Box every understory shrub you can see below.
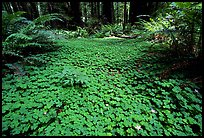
[2,11,63,65]
[92,24,124,38]
[140,2,202,57]
[55,27,89,39]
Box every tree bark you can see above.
[130,1,152,23]
[116,2,119,24]
[8,2,14,13]
[29,2,39,19]
[70,2,82,29]
[19,2,32,20]
[129,1,137,25]
[111,2,115,23]
[123,2,127,32]
[90,2,94,17]
[37,2,41,16]
[11,2,19,12]
[97,2,100,18]
[3,2,13,13]
[83,2,87,23]
[102,1,113,24]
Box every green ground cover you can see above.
[2,38,202,136]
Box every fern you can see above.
[19,22,36,34]
[23,56,47,65]
[19,43,42,48]
[33,13,63,25]
[2,50,23,59]
[5,33,32,42]
[2,11,28,38]
[2,11,63,67]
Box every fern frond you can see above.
[19,22,36,34]
[33,13,63,25]
[2,50,23,58]
[24,56,47,65]
[19,43,42,48]
[2,11,28,36]
[2,11,26,20]
[5,33,32,42]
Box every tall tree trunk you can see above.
[129,1,150,24]
[19,2,32,20]
[111,2,115,23]
[37,2,41,16]
[3,2,13,13]
[123,2,127,32]
[94,2,97,17]
[29,2,39,19]
[16,2,23,11]
[2,3,6,11]
[197,25,202,57]
[116,2,119,24]
[151,2,159,18]
[97,2,100,18]
[70,2,82,29]
[129,1,137,25]
[11,2,19,12]
[64,2,71,28]
[83,2,87,23]
[8,2,14,13]
[102,1,113,24]
[90,2,97,18]
[90,2,94,17]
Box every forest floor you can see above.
[2,38,202,136]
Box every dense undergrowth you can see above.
[2,38,202,136]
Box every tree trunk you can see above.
[29,2,39,19]
[97,2,100,18]
[129,1,137,25]
[70,2,82,29]
[123,2,127,32]
[83,2,87,23]
[90,2,94,17]
[116,2,119,24]
[3,2,13,13]
[37,2,41,16]
[19,2,32,20]
[16,2,23,11]
[102,1,113,24]
[11,2,19,12]
[111,2,115,23]
[94,2,97,17]
[130,1,151,23]
[8,2,14,13]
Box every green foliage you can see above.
[2,10,28,39]
[55,27,89,39]
[140,2,202,57]
[59,66,90,88]
[85,17,101,34]
[33,13,63,25]
[76,27,89,37]
[92,23,143,38]
[2,38,202,136]
[92,24,124,38]
[2,11,63,65]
